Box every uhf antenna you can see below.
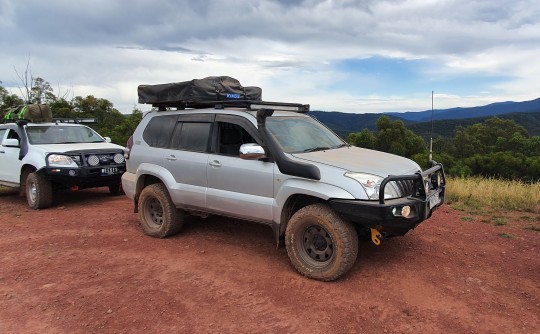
[429,91,434,161]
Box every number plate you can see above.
[429,192,441,210]
[101,167,118,175]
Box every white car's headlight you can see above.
[345,172,400,200]
[47,154,77,167]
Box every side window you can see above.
[7,129,20,140]
[171,122,212,152]
[5,129,21,146]
[143,115,177,147]
[0,129,6,143]
[217,122,256,156]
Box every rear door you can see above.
[206,115,274,223]
[164,114,213,210]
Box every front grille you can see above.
[393,179,415,197]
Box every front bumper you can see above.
[42,165,125,189]
[329,162,446,236]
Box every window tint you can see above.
[143,115,177,147]
[217,122,256,156]
[173,122,212,152]
[7,129,20,140]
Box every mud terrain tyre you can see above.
[138,183,183,238]
[285,203,358,281]
[26,172,53,210]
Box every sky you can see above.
[1,0,540,114]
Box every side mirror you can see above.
[239,143,266,160]
[104,136,112,143]
[2,138,20,148]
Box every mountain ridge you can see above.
[309,97,540,138]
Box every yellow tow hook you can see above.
[370,228,382,246]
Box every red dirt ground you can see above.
[0,188,538,333]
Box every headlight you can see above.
[345,172,400,200]
[47,154,77,167]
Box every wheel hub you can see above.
[302,225,334,263]
[148,198,163,225]
[29,182,37,202]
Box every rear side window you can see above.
[171,122,212,152]
[143,115,177,147]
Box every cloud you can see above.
[1,0,540,113]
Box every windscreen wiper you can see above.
[303,146,331,153]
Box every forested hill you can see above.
[408,111,540,139]
[310,98,540,139]
[387,97,540,122]
[309,111,408,138]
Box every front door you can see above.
[206,117,274,223]
[0,129,23,184]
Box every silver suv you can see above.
[122,100,445,281]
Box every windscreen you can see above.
[26,126,105,144]
[266,116,345,153]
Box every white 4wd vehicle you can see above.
[0,120,126,209]
[123,93,446,281]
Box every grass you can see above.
[446,176,540,213]
[492,217,507,226]
[498,233,514,239]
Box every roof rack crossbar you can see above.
[151,100,310,113]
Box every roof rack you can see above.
[52,118,96,124]
[153,100,310,113]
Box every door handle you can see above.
[166,155,177,161]
[209,160,221,167]
[0,150,4,154]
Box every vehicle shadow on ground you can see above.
[52,188,121,207]
[0,187,119,207]
[0,188,20,197]
[174,213,424,275]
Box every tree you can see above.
[453,117,529,157]
[377,117,426,157]
[348,116,427,159]
[0,85,24,115]
[347,129,376,149]
[30,77,55,104]
[109,108,143,145]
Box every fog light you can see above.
[51,169,60,173]
[68,170,78,176]
[392,205,412,218]
[402,205,411,218]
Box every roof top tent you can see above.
[137,76,309,113]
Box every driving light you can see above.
[113,153,125,164]
[87,155,100,166]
